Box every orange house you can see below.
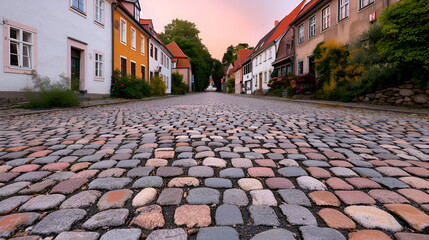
[113,0,149,80]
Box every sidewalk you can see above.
[0,94,189,118]
[233,93,429,116]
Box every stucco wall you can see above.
[148,38,172,94]
[252,45,275,91]
[0,0,113,96]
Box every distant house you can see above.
[246,0,306,94]
[233,49,253,94]
[114,0,150,81]
[140,19,173,94]
[166,41,193,92]
[0,0,114,99]
[223,64,234,93]
[290,0,400,75]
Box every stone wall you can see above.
[353,83,429,107]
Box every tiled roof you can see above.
[233,49,252,72]
[247,0,307,60]
[176,58,191,68]
[166,41,189,59]
[290,0,324,25]
[139,19,164,43]
[272,28,294,65]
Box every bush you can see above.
[268,73,296,90]
[294,74,317,94]
[226,78,235,93]
[110,70,150,99]
[377,0,429,87]
[171,72,188,95]
[23,71,80,109]
[150,76,167,96]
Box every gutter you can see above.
[112,3,117,89]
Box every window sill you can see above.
[94,20,104,28]
[120,41,127,46]
[321,27,330,33]
[4,66,34,75]
[131,47,136,51]
[70,7,87,18]
[94,77,104,82]
[338,16,349,23]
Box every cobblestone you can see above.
[0,93,428,239]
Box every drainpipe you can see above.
[112,3,117,94]
[148,36,152,85]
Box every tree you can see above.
[159,19,213,91]
[377,0,429,86]
[211,59,224,91]
[171,72,188,95]
[221,43,253,66]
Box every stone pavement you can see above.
[0,92,428,240]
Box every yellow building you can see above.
[113,0,149,80]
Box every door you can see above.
[259,73,263,90]
[71,48,80,91]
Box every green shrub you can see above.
[226,78,235,93]
[23,71,80,109]
[171,72,188,95]
[150,76,167,96]
[377,0,429,87]
[110,70,150,99]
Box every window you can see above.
[155,47,158,61]
[94,0,103,24]
[134,7,140,21]
[131,28,136,50]
[121,57,127,77]
[264,52,267,61]
[309,16,316,38]
[150,44,153,57]
[120,18,126,44]
[338,0,349,21]
[161,53,164,66]
[131,61,136,76]
[95,52,103,78]
[71,0,85,13]
[8,26,34,69]
[322,6,330,31]
[360,0,374,9]
[264,72,267,83]
[140,36,145,55]
[141,65,146,79]
[298,24,304,44]
[298,61,303,75]
[269,49,272,59]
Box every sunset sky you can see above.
[139,0,303,61]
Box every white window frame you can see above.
[309,16,316,38]
[140,35,145,55]
[94,0,104,25]
[298,24,304,44]
[131,27,136,50]
[71,0,86,14]
[130,60,136,76]
[338,0,349,21]
[298,61,304,75]
[94,51,104,80]
[134,7,140,21]
[120,18,127,45]
[8,26,34,70]
[322,6,330,31]
[359,0,374,10]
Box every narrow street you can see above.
[0,92,428,239]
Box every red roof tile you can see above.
[234,49,252,72]
[166,41,189,59]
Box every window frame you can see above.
[94,50,104,80]
[141,64,146,79]
[130,60,136,76]
[120,18,127,45]
[131,27,136,50]
[338,0,349,21]
[3,20,38,74]
[150,43,153,58]
[309,15,316,38]
[322,5,330,31]
[359,0,374,10]
[298,23,305,44]
[140,35,145,55]
[155,47,158,61]
[70,0,87,17]
[120,56,127,77]
[298,61,304,75]
[94,0,104,26]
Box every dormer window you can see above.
[135,7,140,21]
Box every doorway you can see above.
[71,48,81,91]
[259,73,262,90]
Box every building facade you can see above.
[114,0,150,81]
[233,49,252,94]
[166,41,192,92]
[141,19,172,94]
[0,0,114,99]
[291,0,400,75]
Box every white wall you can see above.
[148,38,172,94]
[251,45,275,92]
[0,0,112,96]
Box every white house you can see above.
[248,38,277,93]
[140,19,173,94]
[0,0,114,99]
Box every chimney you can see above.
[275,20,279,27]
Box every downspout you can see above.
[148,35,152,85]
[111,3,117,95]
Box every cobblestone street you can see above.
[0,92,429,240]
